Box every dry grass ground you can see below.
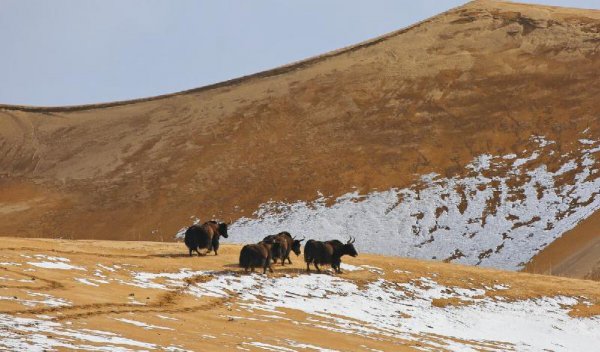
[0,237,598,351]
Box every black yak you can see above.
[239,238,275,274]
[304,237,357,273]
[184,220,229,256]
[263,234,285,265]
[263,232,304,266]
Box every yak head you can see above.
[218,222,229,238]
[342,236,358,257]
[291,236,305,256]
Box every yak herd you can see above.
[184,221,358,274]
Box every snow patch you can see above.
[183,271,600,352]
[339,263,362,272]
[156,314,179,321]
[0,292,70,308]
[0,314,157,351]
[27,261,86,271]
[75,278,99,287]
[224,135,600,270]
[114,318,173,330]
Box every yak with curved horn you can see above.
[304,236,358,274]
[262,232,305,266]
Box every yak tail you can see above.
[303,240,314,263]
[239,246,250,268]
[304,253,313,263]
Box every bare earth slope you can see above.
[1,1,599,275]
[0,237,599,351]
[524,209,600,278]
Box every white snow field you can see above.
[3,264,596,352]
[193,135,600,271]
[186,271,600,352]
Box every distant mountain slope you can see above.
[1,1,599,274]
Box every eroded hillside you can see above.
[1,1,599,275]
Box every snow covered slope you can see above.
[226,134,600,270]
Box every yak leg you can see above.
[314,263,322,273]
[287,255,292,264]
[333,259,342,273]
[306,262,310,272]
[263,258,274,274]
[212,241,220,256]
[194,248,202,256]
[189,248,193,257]
[206,237,213,253]
[251,266,255,272]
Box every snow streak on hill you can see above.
[218,134,600,270]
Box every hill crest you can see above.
[1,0,599,278]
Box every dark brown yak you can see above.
[263,232,304,266]
[304,237,357,273]
[184,220,229,256]
[239,238,275,274]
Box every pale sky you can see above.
[1,0,598,106]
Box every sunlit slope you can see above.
[0,1,599,274]
[0,237,598,351]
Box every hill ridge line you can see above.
[0,1,481,113]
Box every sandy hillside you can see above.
[0,237,599,351]
[1,0,599,277]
